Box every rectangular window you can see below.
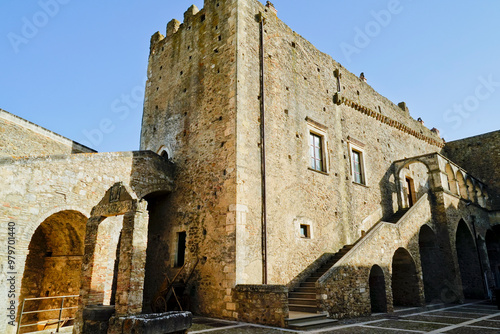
[352,150,364,184]
[175,232,186,267]
[306,117,328,173]
[310,133,324,172]
[300,224,310,238]
[348,138,366,185]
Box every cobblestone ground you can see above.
[188,301,500,333]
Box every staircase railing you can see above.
[16,295,79,334]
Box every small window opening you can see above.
[218,35,222,41]
[200,15,206,22]
[175,232,187,267]
[300,224,310,238]
[291,42,296,48]
[161,151,168,159]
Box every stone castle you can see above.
[1,0,499,332]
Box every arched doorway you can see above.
[20,210,87,333]
[369,265,387,313]
[419,225,442,303]
[397,161,430,209]
[392,248,420,306]
[456,220,483,299]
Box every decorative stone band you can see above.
[335,94,445,149]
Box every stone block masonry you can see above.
[0,109,94,157]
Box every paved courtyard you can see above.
[188,301,500,333]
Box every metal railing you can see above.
[16,295,79,334]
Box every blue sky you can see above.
[1,0,499,152]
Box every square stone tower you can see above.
[140,0,445,321]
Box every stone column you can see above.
[74,216,103,334]
[114,200,149,316]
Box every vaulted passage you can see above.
[419,225,443,303]
[20,210,87,333]
[456,220,484,299]
[369,265,387,313]
[392,248,420,307]
[486,230,500,287]
[142,192,176,313]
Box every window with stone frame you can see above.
[310,133,324,172]
[307,117,328,173]
[348,138,367,185]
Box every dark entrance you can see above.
[392,248,420,306]
[369,265,387,313]
[419,225,442,303]
[456,220,484,299]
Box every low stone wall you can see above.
[233,285,288,328]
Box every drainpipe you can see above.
[258,13,268,285]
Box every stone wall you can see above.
[0,109,94,157]
[0,151,173,334]
[443,130,500,209]
[235,0,444,287]
[140,0,240,320]
[233,285,288,327]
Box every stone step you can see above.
[300,282,315,288]
[289,298,317,306]
[286,312,327,325]
[289,304,318,313]
[305,277,319,282]
[292,287,316,293]
[289,292,315,299]
[287,317,338,331]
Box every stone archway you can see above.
[392,248,420,307]
[369,265,387,313]
[419,225,443,303]
[456,220,483,299]
[445,164,458,195]
[395,160,431,209]
[19,210,87,333]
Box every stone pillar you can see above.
[74,216,103,334]
[114,200,149,316]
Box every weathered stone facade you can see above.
[1,0,499,333]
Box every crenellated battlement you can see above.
[149,2,222,52]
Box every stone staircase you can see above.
[385,208,410,223]
[285,245,353,330]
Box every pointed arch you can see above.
[456,220,484,299]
